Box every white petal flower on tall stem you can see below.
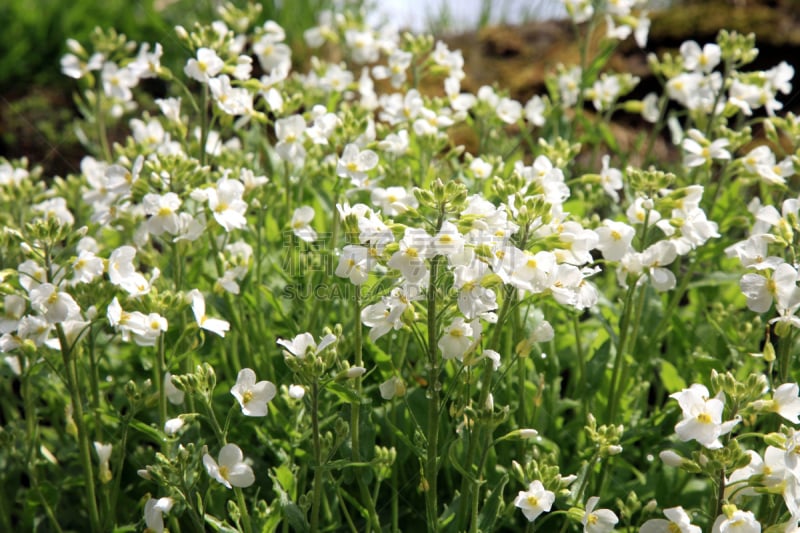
[230,368,276,417]
[582,496,618,533]
[438,317,473,361]
[640,506,701,533]
[203,443,255,489]
[670,384,739,449]
[277,332,336,359]
[189,289,230,337]
[184,47,224,82]
[144,497,174,533]
[513,480,554,522]
[291,206,317,243]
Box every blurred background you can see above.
[0,0,797,176]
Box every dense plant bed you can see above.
[1,1,799,531]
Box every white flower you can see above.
[524,95,546,126]
[164,372,184,405]
[438,317,473,361]
[682,129,730,168]
[599,155,623,202]
[291,206,317,243]
[209,75,253,117]
[101,62,137,101]
[379,376,406,400]
[496,97,522,124]
[72,250,105,285]
[711,509,760,533]
[482,349,501,370]
[670,384,739,449]
[640,506,701,533]
[513,480,554,522]
[144,497,174,533]
[108,246,150,296]
[387,228,431,285]
[595,220,635,261]
[378,129,410,155]
[203,443,255,489]
[230,368,276,417]
[371,186,417,216]
[94,442,113,483]
[155,97,182,123]
[771,383,800,423]
[740,263,800,314]
[29,283,80,324]
[277,332,336,359]
[206,177,248,232]
[133,313,168,347]
[33,197,74,226]
[335,245,371,285]
[185,47,224,82]
[680,40,721,73]
[189,289,230,337]
[288,384,306,399]
[564,0,594,23]
[582,496,619,533]
[337,143,379,187]
[275,114,307,165]
[143,192,181,236]
[164,418,185,436]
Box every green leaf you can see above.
[597,121,620,153]
[204,514,239,533]
[659,359,687,393]
[586,339,612,391]
[326,382,361,404]
[128,420,163,443]
[478,473,509,532]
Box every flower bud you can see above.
[659,449,683,467]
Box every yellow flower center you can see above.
[218,465,230,481]
[526,495,539,507]
[696,412,712,424]
[242,390,254,404]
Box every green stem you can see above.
[235,487,253,533]
[606,281,638,424]
[155,333,168,431]
[350,286,380,531]
[95,90,112,161]
[713,468,726,522]
[461,284,516,532]
[310,380,324,533]
[58,323,102,532]
[22,366,64,533]
[425,253,442,533]
[778,329,794,385]
[200,84,209,166]
[574,312,587,416]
